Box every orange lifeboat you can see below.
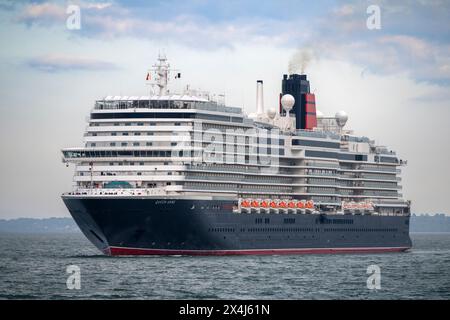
[270,201,278,208]
[251,200,260,208]
[261,200,269,208]
[297,201,305,209]
[288,201,296,208]
[241,200,251,208]
[278,201,287,208]
[306,200,314,209]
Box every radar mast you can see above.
[148,53,180,96]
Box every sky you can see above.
[0,0,449,218]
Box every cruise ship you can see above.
[61,54,412,256]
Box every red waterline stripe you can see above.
[107,246,410,256]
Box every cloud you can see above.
[11,1,305,49]
[0,0,22,11]
[15,1,114,26]
[378,35,428,59]
[293,1,450,83]
[16,2,66,26]
[82,2,112,10]
[78,14,300,49]
[26,54,117,72]
[7,1,450,82]
[332,4,356,17]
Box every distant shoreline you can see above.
[410,231,450,234]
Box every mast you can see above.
[148,53,179,96]
[155,53,169,95]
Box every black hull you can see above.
[62,197,412,256]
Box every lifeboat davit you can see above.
[278,201,287,208]
[241,200,251,208]
[297,201,305,209]
[251,200,260,208]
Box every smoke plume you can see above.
[288,48,315,74]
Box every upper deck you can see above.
[94,95,243,115]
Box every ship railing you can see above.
[375,149,397,155]
[186,164,259,173]
[195,103,242,114]
[293,129,341,140]
[357,166,399,173]
[184,174,290,184]
[304,172,336,177]
[184,184,291,193]
[349,174,398,181]
[64,187,167,196]
[305,162,340,169]
[233,206,408,217]
[94,99,243,115]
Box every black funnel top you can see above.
[281,74,311,129]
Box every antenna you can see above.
[147,53,180,96]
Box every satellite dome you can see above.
[316,110,324,118]
[266,108,277,119]
[280,94,295,112]
[335,110,348,127]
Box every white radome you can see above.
[266,108,277,119]
[280,94,295,112]
[335,110,348,127]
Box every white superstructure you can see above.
[62,55,409,216]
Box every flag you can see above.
[146,72,151,81]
